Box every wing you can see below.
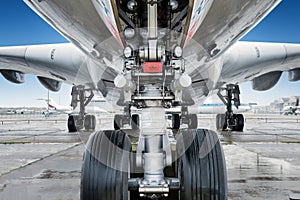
[0,43,101,91]
[0,0,293,96]
[23,0,123,57]
[219,41,300,91]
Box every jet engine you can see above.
[1,70,25,84]
[37,76,62,92]
[252,71,282,91]
[288,68,300,82]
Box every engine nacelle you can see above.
[1,70,25,84]
[287,68,300,82]
[37,76,62,92]
[252,71,282,91]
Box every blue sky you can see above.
[240,0,300,105]
[0,0,300,107]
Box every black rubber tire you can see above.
[232,114,244,132]
[68,115,77,132]
[216,114,227,131]
[131,114,139,130]
[176,129,228,200]
[84,115,96,131]
[172,114,181,130]
[188,114,198,129]
[81,130,131,200]
[114,115,122,130]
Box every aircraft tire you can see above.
[68,115,78,132]
[81,130,131,200]
[84,115,96,131]
[216,114,227,130]
[172,114,180,130]
[188,114,198,129]
[232,114,244,132]
[131,114,139,130]
[216,114,220,130]
[114,114,122,130]
[176,129,228,200]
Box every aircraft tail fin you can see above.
[37,98,59,109]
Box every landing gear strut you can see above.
[67,85,96,132]
[216,84,244,131]
[80,0,228,197]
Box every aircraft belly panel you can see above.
[91,0,123,47]
[183,0,214,47]
[188,0,282,58]
[23,0,122,58]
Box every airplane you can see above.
[283,106,300,115]
[38,97,108,127]
[167,95,252,114]
[2,108,34,115]
[14,108,34,114]
[197,95,251,114]
[38,98,73,114]
[199,103,251,114]
[282,98,300,115]
[1,0,300,199]
[39,97,108,113]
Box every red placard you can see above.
[143,62,163,73]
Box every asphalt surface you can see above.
[0,114,299,200]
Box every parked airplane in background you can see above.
[283,106,300,115]
[282,99,300,115]
[166,99,251,115]
[1,0,300,199]
[38,98,108,115]
[14,108,34,114]
[197,95,251,114]
[38,98,73,114]
[2,108,32,115]
[199,103,251,114]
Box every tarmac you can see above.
[0,114,299,200]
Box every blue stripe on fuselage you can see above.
[202,103,248,107]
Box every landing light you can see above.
[170,0,178,10]
[173,45,182,58]
[124,27,135,40]
[127,0,137,11]
[124,45,133,58]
